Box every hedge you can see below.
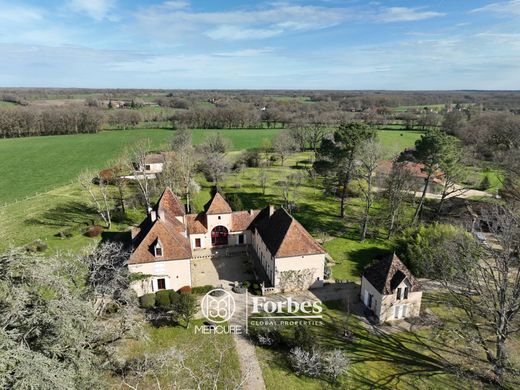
[155,290,172,308]
[139,293,156,309]
[191,285,214,295]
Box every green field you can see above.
[0,128,281,204]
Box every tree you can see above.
[273,131,297,166]
[170,293,197,328]
[314,122,376,218]
[437,138,467,215]
[0,243,139,389]
[278,172,304,213]
[198,133,232,187]
[429,206,520,383]
[382,161,413,238]
[124,139,156,212]
[411,129,450,224]
[164,127,199,212]
[258,169,268,195]
[78,170,113,229]
[356,138,383,241]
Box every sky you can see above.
[1,0,520,90]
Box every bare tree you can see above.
[356,138,383,241]
[383,161,414,238]
[257,169,268,195]
[273,132,297,166]
[78,170,112,229]
[124,139,156,211]
[433,205,520,384]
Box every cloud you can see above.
[472,0,520,16]
[0,1,43,23]
[135,2,348,41]
[67,0,117,21]
[376,7,445,22]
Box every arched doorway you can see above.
[211,225,228,246]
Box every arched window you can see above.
[211,225,228,246]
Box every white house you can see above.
[128,188,326,295]
[360,253,422,323]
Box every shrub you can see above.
[322,349,350,383]
[395,223,476,278]
[242,281,251,289]
[239,149,261,167]
[168,289,178,302]
[155,290,171,308]
[191,285,214,295]
[85,225,103,237]
[249,326,285,347]
[178,286,192,294]
[139,293,156,309]
[289,347,322,377]
[346,179,367,197]
[292,325,316,351]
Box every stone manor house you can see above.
[128,188,326,295]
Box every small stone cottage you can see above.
[360,253,422,323]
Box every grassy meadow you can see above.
[0,128,281,204]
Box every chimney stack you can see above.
[150,210,157,222]
[269,205,275,216]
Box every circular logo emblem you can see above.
[201,288,236,323]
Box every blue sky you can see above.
[1,0,520,89]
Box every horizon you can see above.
[1,1,520,90]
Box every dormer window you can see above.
[155,240,163,257]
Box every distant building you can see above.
[360,253,422,323]
[376,160,444,194]
[128,188,326,295]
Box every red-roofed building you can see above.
[375,160,444,194]
[129,188,327,295]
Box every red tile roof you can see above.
[155,187,185,217]
[255,207,326,258]
[204,192,232,215]
[186,213,207,234]
[232,210,260,231]
[129,219,191,265]
[362,253,420,295]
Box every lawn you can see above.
[256,298,493,389]
[0,128,281,204]
[109,320,242,389]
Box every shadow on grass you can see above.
[25,200,97,228]
[316,302,493,389]
[226,191,277,210]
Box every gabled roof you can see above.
[204,192,232,215]
[362,253,420,295]
[145,154,165,164]
[255,207,326,258]
[186,213,208,234]
[129,219,191,265]
[232,210,260,231]
[155,187,185,217]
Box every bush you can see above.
[346,179,367,197]
[395,223,475,278]
[178,286,192,294]
[168,289,178,303]
[191,285,214,295]
[155,290,172,308]
[292,325,316,351]
[139,293,156,309]
[289,347,322,377]
[239,149,261,167]
[85,225,103,237]
[249,326,285,347]
[242,281,251,289]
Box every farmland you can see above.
[0,128,282,204]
